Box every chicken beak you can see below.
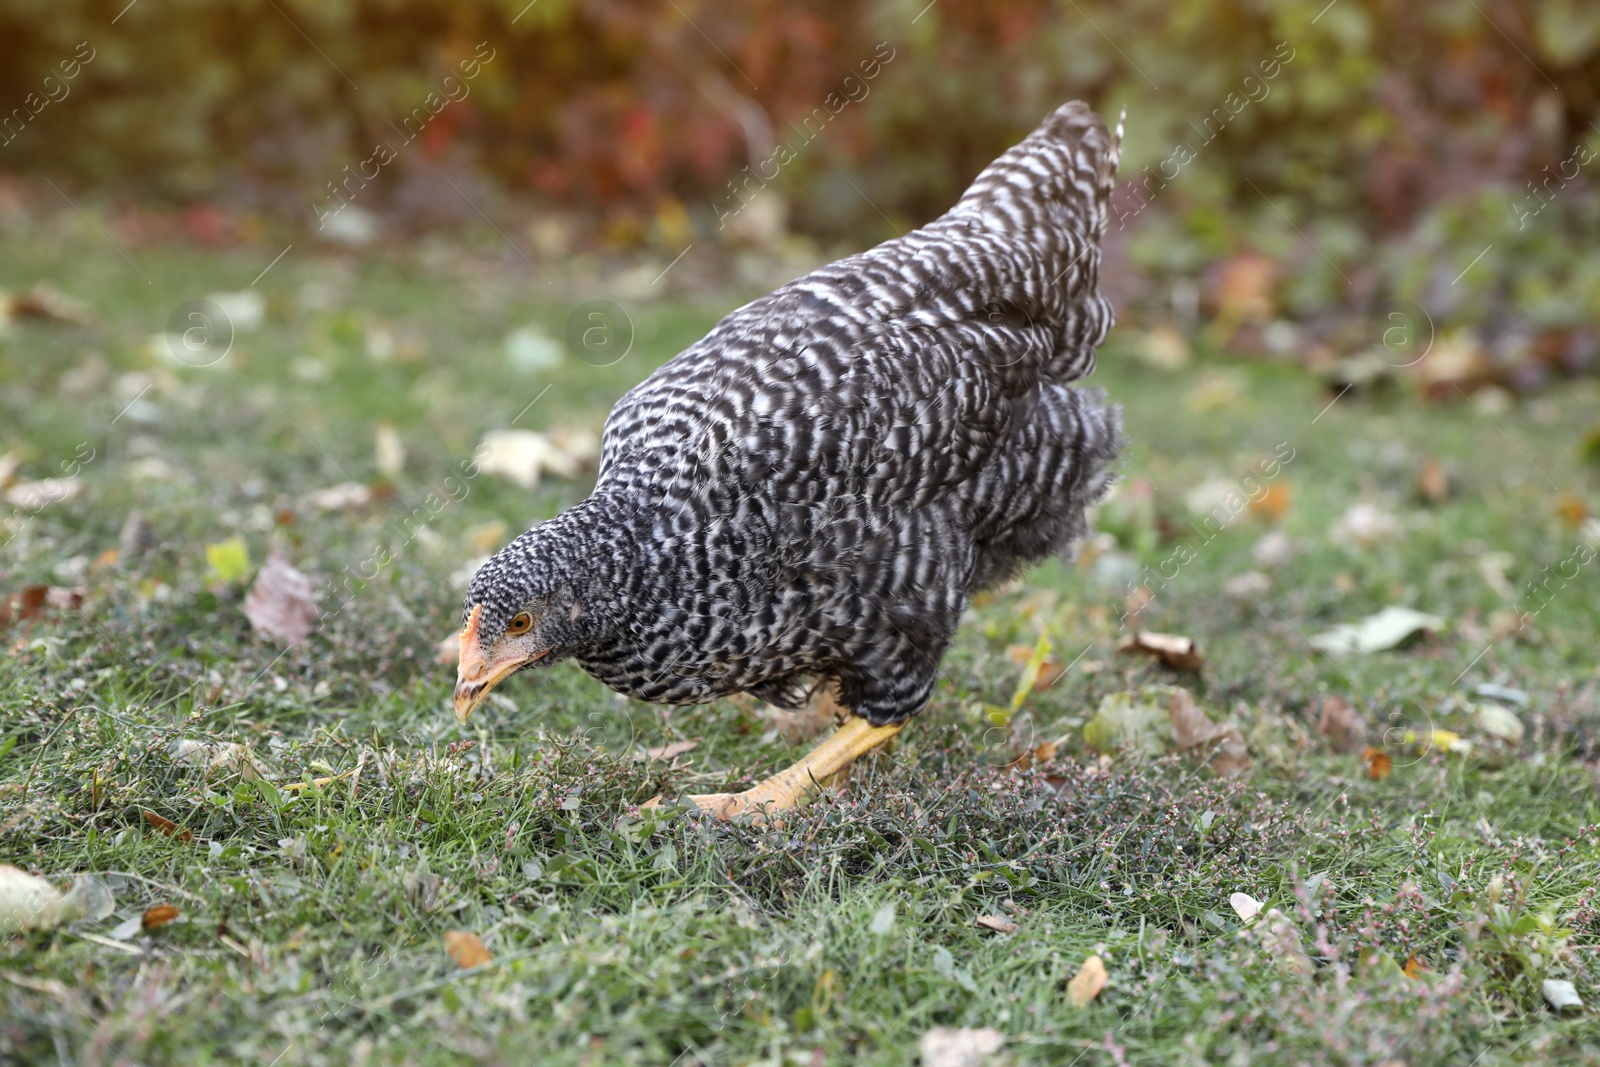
[453,604,548,723]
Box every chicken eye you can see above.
[506,612,533,636]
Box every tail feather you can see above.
[947,101,1122,242]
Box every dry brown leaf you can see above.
[445,929,492,969]
[919,1027,1005,1067]
[976,914,1019,934]
[1362,746,1392,780]
[1317,695,1368,753]
[7,284,93,325]
[1066,953,1109,1007]
[1419,458,1449,503]
[142,904,181,930]
[1403,955,1427,979]
[0,586,82,630]
[1167,689,1251,776]
[243,553,319,647]
[1121,585,1155,627]
[1214,253,1276,325]
[635,740,698,762]
[1248,481,1291,523]
[1117,631,1203,673]
[1556,493,1589,528]
[143,811,194,843]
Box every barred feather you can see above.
[467,101,1123,726]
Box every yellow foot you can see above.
[639,716,905,823]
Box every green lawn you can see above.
[3,229,1600,1065]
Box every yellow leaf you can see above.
[205,537,251,585]
[1008,628,1053,713]
[445,929,492,969]
[1067,953,1108,1007]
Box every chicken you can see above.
[456,101,1123,819]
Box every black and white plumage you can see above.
[458,102,1123,731]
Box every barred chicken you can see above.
[456,101,1123,819]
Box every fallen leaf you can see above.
[4,477,83,510]
[0,866,113,933]
[1403,955,1427,979]
[1136,323,1190,370]
[1066,953,1109,1007]
[1252,529,1293,568]
[1330,503,1402,548]
[1167,689,1251,775]
[0,585,84,631]
[976,914,1019,934]
[1362,746,1392,780]
[634,740,698,762]
[1419,458,1449,503]
[1543,978,1584,1011]
[143,811,195,843]
[243,553,319,647]
[171,739,259,778]
[919,1027,1005,1067]
[1474,683,1528,706]
[1255,908,1314,976]
[1007,628,1055,711]
[374,423,405,477]
[477,429,584,490]
[466,521,509,555]
[1316,695,1368,753]
[504,324,566,374]
[141,904,181,930]
[302,483,374,511]
[204,290,264,331]
[434,632,459,665]
[119,511,156,558]
[1475,703,1525,744]
[204,537,252,585]
[1419,728,1468,754]
[1214,252,1276,326]
[1118,631,1203,673]
[1229,892,1263,922]
[1083,690,1170,756]
[6,283,93,325]
[444,929,493,969]
[107,914,144,941]
[1309,606,1445,657]
[1223,571,1271,602]
[1248,481,1291,523]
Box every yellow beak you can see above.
[453,604,548,722]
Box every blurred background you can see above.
[1,0,1599,393]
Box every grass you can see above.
[3,225,1600,1065]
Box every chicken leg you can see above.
[642,716,904,823]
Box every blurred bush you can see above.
[1,0,1598,376]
